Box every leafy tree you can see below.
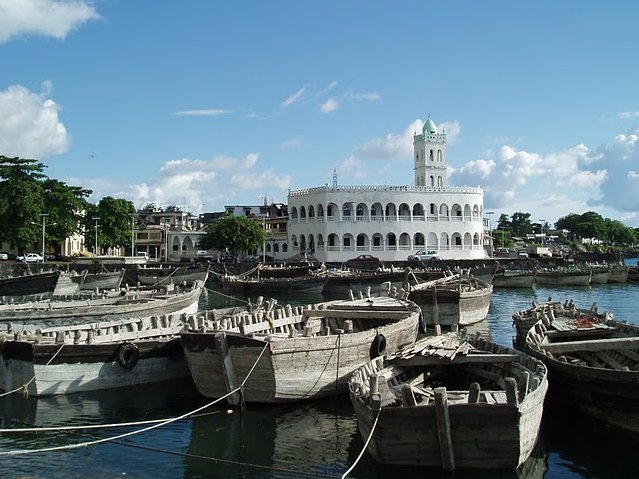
[41,179,92,252]
[496,214,511,231]
[165,204,180,212]
[84,197,135,252]
[493,229,514,248]
[510,212,533,237]
[199,214,266,256]
[0,156,47,250]
[141,202,157,212]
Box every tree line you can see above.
[0,155,135,254]
[495,211,638,247]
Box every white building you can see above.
[287,118,488,262]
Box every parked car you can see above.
[18,252,44,263]
[345,254,380,264]
[517,251,529,258]
[243,254,274,262]
[218,254,235,263]
[196,250,213,260]
[0,252,8,260]
[407,250,440,262]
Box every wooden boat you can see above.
[524,303,639,433]
[535,267,591,286]
[0,314,189,396]
[77,269,126,290]
[492,268,536,288]
[512,298,613,342]
[0,281,204,330]
[136,264,209,286]
[411,263,498,285]
[608,263,629,283]
[180,291,421,404]
[404,273,493,332]
[215,273,325,294]
[0,270,61,298]
[588,264,610,284]
[348,332,548,470]
[321,269,405,298]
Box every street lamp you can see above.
[31,214,56,263]
[92,217,100,254]
[539,219,546,247]
[486,211,495,257]
[165,221,170,262]
[129,213,137,256]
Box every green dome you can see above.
[423,118,438,134]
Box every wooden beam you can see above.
[302,309,412,320]
[540,336,639,354]
[213,332,240,407]
[434,387,455,471]
[394,353,521,367]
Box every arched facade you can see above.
[286,117,488,261]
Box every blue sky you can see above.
[1,0,638,227]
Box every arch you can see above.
[473,232,481,246]
[265,243,272,252]
[342,203,352,219]
[371,202,384,220]
[413,232,425,248]
[440,232,450,247]
[328,233,339,247]
[437,176,443,188]
[464,204,472,218]
[386,233,397,248]
[317,204,325,218]
[291,235,298,247]
[430,175,435,187]
[451,232,463,247]
[342,233,354,251]
[372,233,383,249]
[473,204,481,217]
[326,202,338,220]
[290,207,298,219]
[398,203,411,219]
[427,232,438,249]
[308,205,315,218]
[356,233,369,249]
[451,203,463,218]
[273,243,280,252]
[429,202,437,216]
[299,234,306,252]
[412,203,425,218]
[437,150,442,162]
[429,149,434,161]
[399,232,411,247]
[300,206,306,218]
[282,243,288,252]
[438,203,450,217]
[308,234,315,253]
[355,202,368,220]
[385,202,397,219]
[464,232,473,247]
[317,233,324,247]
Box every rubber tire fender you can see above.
[117,341,139,370]
[369,333,387,360]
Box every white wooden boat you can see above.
[588,264,610,284]
[77,269,126,290]
[348,333,548,470]
[404,273,493,332]
[524,305,639,433]
[0,314,189,396]
[180,291,420,404]
[0,281,204,330]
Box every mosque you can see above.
[286,117,488,262]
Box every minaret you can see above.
[413,117,448,188]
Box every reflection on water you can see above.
[0,275,638,478]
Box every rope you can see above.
[203,285,251,304]
[0,343,270,456]
[340,406,381,479]
[0,342,66,398]
[0,410,223,434]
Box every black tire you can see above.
[369,334,387,360]
[117,342,139,370]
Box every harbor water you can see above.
[1,259,639,478]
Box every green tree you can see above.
[510,212,533,237]
[496,214,512,231]
[0,156,47,250]
[199,214,266,256]
[84,197,136,252]
[41,179,92,252]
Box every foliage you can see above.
[41,179,92,247]
[199,214,266,255]
[510,212,533,237]
[84,197,136,252]
[141,202,157,212]
[492,229,514,248]
[496,214,511,231]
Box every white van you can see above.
[408,250,440,261]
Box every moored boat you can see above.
[136,264,210,287]
[0,271,61,298]
[0,314,189,396]
[608,263,629,283]
[535,266,591,286]
[524,304,639,433]
[492,268,536,288]
[404,272,493,333]
[180,290,420,404]
[348,332,548,470]
[588,263,610,284]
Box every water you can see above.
[1,259,638,478]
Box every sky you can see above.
[1,0,638,227]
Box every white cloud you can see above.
[0,83,69,159]
[281,87,306,108]
[345,91,380,102]
[616,111,639,120]
[174,109,229,117]
[0,0,99,43]
[280,138,302,150]
[320,98,339,113]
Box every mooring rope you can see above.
[0,342,66,398]
[0,342,270,456]
[203,285,251,304]
[340,405,381,479]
